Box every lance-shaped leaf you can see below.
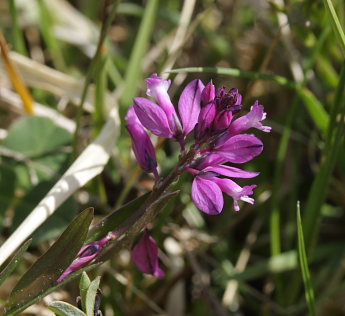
[0,108,119,267]
[49,301,86,316]
[0,239,32,287]
[94,191,179,264]
[86,192,150,243]
[7,208,94,309]
[1,263,101,316]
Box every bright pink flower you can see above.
[132,229,165,278]
[228,101,272,136]
[57,235,111,283]
[126,106,158,178]
[133,74,204,141]
[128,75,271,214]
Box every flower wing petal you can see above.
[178,79,205,135]
[134,97,173,138]
[215,134,263,163]
[203,165,259,178]
[192,176,223,215]
[132,230,164,278]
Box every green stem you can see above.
[72,0,121,159]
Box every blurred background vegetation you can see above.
[0,0,345,315]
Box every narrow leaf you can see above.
[0,263,101,315]
[323,0,345,56]
[85,192,150,243]
[79,272,91,312]
[49,301,86,316]
[85,276,101,316]
[297,202,317,316]
[0,239,32,286]
[120,0,160,107]
[8,208,94,308]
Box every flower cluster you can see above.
[57,74,270,283]
[126,74,271,215]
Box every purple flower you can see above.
[131,229,165,278]
[129,74,271,215]
[189,165,259,215]
[126,106,159,179]
[201,81,216,105]
[133,74,204,142]
[57,235,111,283]
[228,101,272,136]
[213,134,263,164]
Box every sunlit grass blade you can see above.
[8,0,27,56]
[120,0,160,108]
[323,0,345,56]
[0,31,34,115]
[297,202,317,316]
[72,0,121,158]
[169,66,297,88]
[169,67,329,133]
[37,0,66,70]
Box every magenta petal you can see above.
[191,176,224,215]
[229,101,271,135]
[214,178,256,211]
[203,165,259,178]
[197,153,226,169]
[132,230,165,278]
[145,74,180,132]
[57,235,111,283]
[134,97,173,138]
[178,79,205,136]
[126,106,157,172]
[201,81,215,105]
[215,134,263,163]
[213,110,233,131]
[195,102,216,140]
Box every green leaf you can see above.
[85,192,150,243]
[79,272,91,312]
[7,208,94,309]
[0,164,16,229]
[95,190,179,263]
[49,301,86,316]
[297,202,317,316]
[298,88,329,133]
[2,116,71,158]
[12,181,76,244]
[0,263,101,316]
[0,239,32,286]
[85,276,101,316]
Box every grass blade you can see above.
[297,202,317,316]
[323,0,345,56]
[120,0,160,107]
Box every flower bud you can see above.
[195,102,216,140]
[213,110,233,131]
[126,107,158,174]
[132,229,165,278]
[201,81,215,106]
[145,73,180,133]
